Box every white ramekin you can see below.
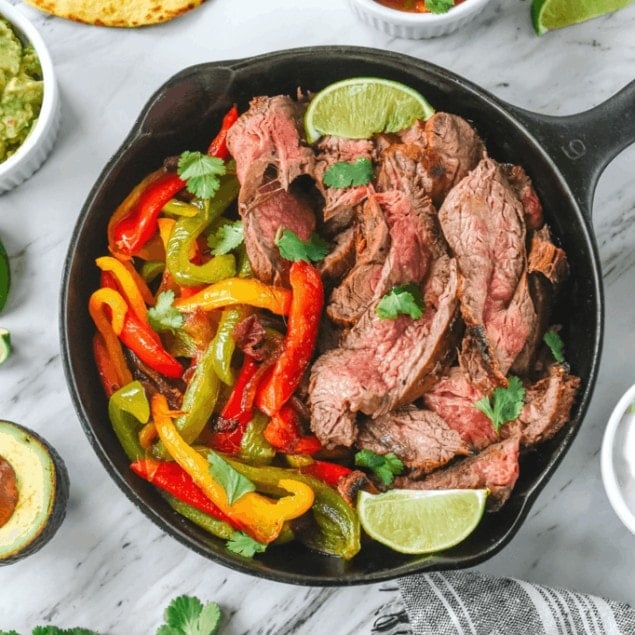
[348,0,492,39]
[601,383,635,535]
[0,0,61,194]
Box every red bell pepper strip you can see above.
[130,458,237,528]
[209,355,262,454]
[207,105,238,159]
[263,404,322,455]
[256,261,324,416]
[298,460,353,488]
[109,170,185,258]
[119,309,183,379]
[92,332,125,398]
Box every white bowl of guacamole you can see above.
[0,0,60,193]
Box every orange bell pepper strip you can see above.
[173,277,291,316]
[151,393,314,544]
[92,332,129,397]
[263,404,322,455]
[89,288,133,390]
[256,261,324,415]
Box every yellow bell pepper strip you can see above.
[225,457,361,560]
[174,277,292,316]
[89,288,133,391]
[256,261,324,416]
[165,176,240,287]
[96,256,150,323]
[151,393,314,544]
[108,169,186,258]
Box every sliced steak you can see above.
[502,163,544,230]
[226,94,315,208]
[314,136,374,230]
[439,157,536,392]
[242,184,316,284]
[397,112,485,206]
[394,435,521,511]
[318,225,357,283]
[424,366,497,450]
[357,406,470,476]
[503,364,580,446]
[310,255,459,448]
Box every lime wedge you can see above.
[357,488,488,554]
[304,77,435,144]
[0,329,12,365]
[531,0,635,34]
[0,238,10,313]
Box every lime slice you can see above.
[0,329,11,365]
[0,238,10,313]
[304,77,435,144]
[357,488,488,554]
[531,0,635,34]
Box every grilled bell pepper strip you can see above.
[151,393,314,544]
[207,105,238,159]
[89,288,133,389]
[108,381,150,461]
[210,306,250,386]
[298,460,353,488]
[164,494,235,541]
[108,169,186,257]
[165,176,240,287]
[174,277,291,316]
[96,256,150,323]
[225,457,361,560]
[130,458,236,527]
[93,332,126,397]
[263,404,322,455]
[91,286,183,379]
[256,261,324,415]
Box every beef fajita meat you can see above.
[318,224,357,283]
[502,163,544,230]
[226,94,315,209]
[395,112,486,207]
[438,157,537,393]
[424,366,497,450]
[357,406,470,476]
[310,255,459,448]
[394,435,521,511]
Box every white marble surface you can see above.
[0,0,634,632]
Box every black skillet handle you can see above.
[503,80,635,224]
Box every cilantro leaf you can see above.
[474,376,526,434]
[32,629,100,635]
[323,157,373,189]
[275,229,330,263]
[226,531,267,558]
[177,151,226,200]
[375,283,424,320]
[425,0,455,14]
[354,449,404,486]
[208,220,244,255]
[0,631,21,635]
[148,290,185,334]
[158,594,221,635]
[207,451,255,505]
[543,328,566,364]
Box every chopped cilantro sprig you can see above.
[148,290,185,334]
[375,283,424,320]
[425,0,455,14]
[323,157,373,189]
[543,328,566,364]
[355,449,404,486]
[275,228,330,263]
[474,376,526,434]
[156,595,222,635]
[177,151,226,200]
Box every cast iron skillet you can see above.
[60,46,635,585]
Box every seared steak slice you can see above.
[394,435,521,511]
[310,255,459,448]
[318,225,357,283]
[314,136,374,230]
[424,366,497,450]
[357,406,470,476]
[226,95,315,209]
[242,184,316,284]
[439,157,536,392]
[502,163,544,230]
[503,364,580,446]
[397,112,485,206]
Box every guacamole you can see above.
[0,17,43,163]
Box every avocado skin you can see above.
[0,422,70,565]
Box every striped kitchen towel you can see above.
[398,571,635,634]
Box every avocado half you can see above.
[0,420,69,564]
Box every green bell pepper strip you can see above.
[164,494,235,540]
[0,236,10,313]
[210,305,250,385]
[239,412,275,465]
[108,380,150,461]
[224,457,361,560]
[165,175,239,287]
